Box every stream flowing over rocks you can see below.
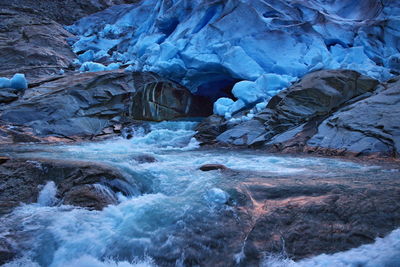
[0,122,400,266]
[0,0,400,266]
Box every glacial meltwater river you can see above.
[1,121,399,267]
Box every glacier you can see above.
[66,0,400,114]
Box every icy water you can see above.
[1,121,399,267]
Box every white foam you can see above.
[261,229,400,267]
[37,181,58,207]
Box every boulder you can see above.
[199,164,228,171]
[0,158,139,214]
[130,75,210,121]
[306,76,400,157]
[216,70,378,147]
[0,7,76,80]
[131,154,158,164]
[194,115,227,145]
[0,70,207,140]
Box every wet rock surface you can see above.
[0,157,136,214]
[199,164,228,171]
[1,0,138,26]
[0,145,399,266]
[225,163,400,265]
[215,70,378,146]
[0,6,76,80]
[306,76,400,157]
[198,70,400,158]
[0,70,208,143]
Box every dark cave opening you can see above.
[189,74,240,117]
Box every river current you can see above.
[1,121,399,267]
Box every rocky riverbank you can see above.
[196,70,400,159]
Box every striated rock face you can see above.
[0,157,139,214]
[307,76,400,157]
[130,75,211,121]
[0,70,209,141]
[0,88,21,104]
[0,7,76,80]
[0,0,138,26]
[197,70,400,158]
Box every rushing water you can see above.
[1,121,399,267]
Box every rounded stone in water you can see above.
[205,188,229,204]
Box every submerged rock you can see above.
[199,164,228,171]
[0,238,15,266]
[0,158,138,214]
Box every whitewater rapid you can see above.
[1,121,399,267]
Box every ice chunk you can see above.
[255,101,267,112]
[80,62,121,72]
[0,77,11,88]
[388,53,400,72]
[213,97,234,116]
[255,73,296,96]
[222,46,264,80]
[10,73,28,90]
[106,62,121,71]
[232,81,265,105]
[78,50,95,62]
[2,74,29,90]
[158,42,178,61]
[229,99,246,115]
[80,62,106,72]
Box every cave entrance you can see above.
[190,74,240,117]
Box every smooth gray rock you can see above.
[1,0,138,26]
[216,119,266,146]
[0,70,205,139]
[216,70,378,147]
[0,7,76,80]
[307,76,400,156]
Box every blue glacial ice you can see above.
[65,0,400,114]
[79,61,121,72]
[0,73,28,90]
